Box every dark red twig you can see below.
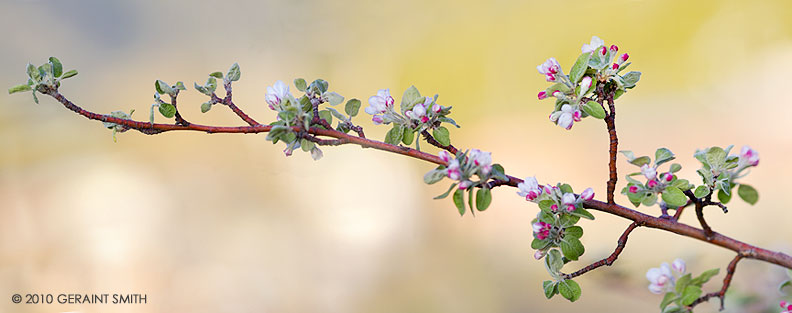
[598,83,618,204]
[38,87,792,272]
[563,222,639,279]
[421,129,458,154]
[687,254,744,310]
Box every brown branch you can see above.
[39,87,792,273]
[687,254,744,311]
[170,91,190,126]
[672,200,694,221]
[563,222,639,279]
[684,190,714,239]
[599,83,618,204]
[212,81,260,126]
[420,129,458,154]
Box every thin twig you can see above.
[420,129,458,154]
[562,222,640,279]
[687,254,744,310]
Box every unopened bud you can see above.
[538,91,548,100]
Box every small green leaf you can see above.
[564,226,583,239]
[582,101,606,119]
[400,85,422,112]
[345,99,361,117]
[655,148,675,166]
[227,63,241,81]
[737,184,758,205]
[680,285,702,306]
[301,139,315,152]
[569,207,595,220]
[630,156,651,166]
[543,281,558,299]
[570,53,591,84]
[194,82,210,95]
[660,292,677,310]
[560,237,585,261]
[779,280,791,294]
[558,279,582,302]
[468,187,475,213]
[318,110,333,125]
[622,71,641,87]
[717,188,732,204]
[61,69,78,79]
[48,57,63,77]
[158,102,176,118]
[175,81,186,90]
[662,186,687,208]
[26,63,41,82]
[691,268,719,286]
[531,238,551,250]
[559,184,573,194]
[694,185,710,199]
[433,126,451,146]
[200,101,212,113]
[155,80,173,95]
[669,163,682,173]
[434,183,458,199]
[294,78,307,92]
[402,127,415,145]
[453,189,465,216]
[476,188,492,211]
[209,71,224,79]
[385,125,404,145]
[324,92,344,106]
[675,273,692,294]
[8,84,32,94]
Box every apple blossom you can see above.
[660,172,673,182]
[641,164,657,180]
[671,258,686,274]
[581,36,605,54]
[599,46,607,56]
[517,176,542,201]
[431,103,441,113]
[534,250,547,260]
[580,76,592,92]
[371,115,384,125]
[550,104,579,130]
[629,186,639,193]
[538,91,548,100]
[469,149,493,175]
[265,80,291,109]
[438,150,453,163]
[562,193,577,212]
[610,45,618,53]
[647,180,658,188]
[580,188,595,201]
[620,53,629,62]
[646,262,674,294]
[459,180,472,190]
[533,221,552,240]
[612,63,619,70]
[365,88,394,115]
[739,145,760,167]
[446,159,461,180]
[537,57,561,82]
[781,301,792,313]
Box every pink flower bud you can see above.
[438,150,452,163]
[566,204,576,212]
[538,91,548,100]
[610,45,618,53]
[612,63,619,70]
[672,258,686,274]
[573,110,581,122]
[534,250,546,260]
[545,73,556,82]
[580,188,595,201]
[629,186,638,193]
[526,191,539,201]
[549,65,559,75]
[647,180,658,188]
[580,76,592,91]
[550,204,558,212]
[372,115,384,125]
[421,116,429,123]
[620,53,629,62]
[662,172,673,182]
[432,103,441,113]
[459,180,472,190]
[385,96,395,107]
[600,46,607,56]
[552,90,562,98]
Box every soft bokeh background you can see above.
[1,0,791,312]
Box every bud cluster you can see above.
[693,145,760,205]
[620,148,692,208]
[646,258,721,311]
[424,149,509,215]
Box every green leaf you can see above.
[564,226,583,239]
[433,126,451,146]
[705,147,727,168]
[568,207,595,220]
[543,281,558,299]
[660,292,677,310]
[675,273,692,294]
[294,78,307,92]
[569,53,591,84]
[671,179,691,191]
[694,185,710,199]
[532,238,551,250]
[669,163,682,173]
[691,268,719,286]
[227,63,241,81]
[48,57,63,77]
[344,99,361,116]
[175,81,186,90]
[434,183,458,199]
[582,101,606,119]
[194,82,210,96]
[620,150,636,161]
[61,69,78,79]
[558,279,582,302]
[300,139,315,152]
[423,169,446,185]
[717,188,732,204]
[737,184,758,205]
[324,92,344,106]
[402,127,415,145]
[630,156,651,166]
[158,102,176,118]
[476,188,492,211]
[400,85,422,112]
[26,63,41,81]
[680,285,702,306]
[779,280,791,294]
[560,237,585,261]
[8,84,32,94]
[385,125,404,145]
[200,101,212,113]
[318,110,333,126]
[155,80,173,95]
[662,186,687,208]
[655,148,675,166]
[468,187,475,213]
[209,71,223,79]
[559,184,574,194]
[453,189,465,216]
[622,71,641,87]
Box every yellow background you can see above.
[1,0,791,312]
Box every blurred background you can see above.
[1,0,791,312]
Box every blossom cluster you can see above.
[781,301,792,313]
[646,259,686,294]
[437,149,493,190]
[693,145,761,205]
[536,36,640,130]
[517,177,594,212]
